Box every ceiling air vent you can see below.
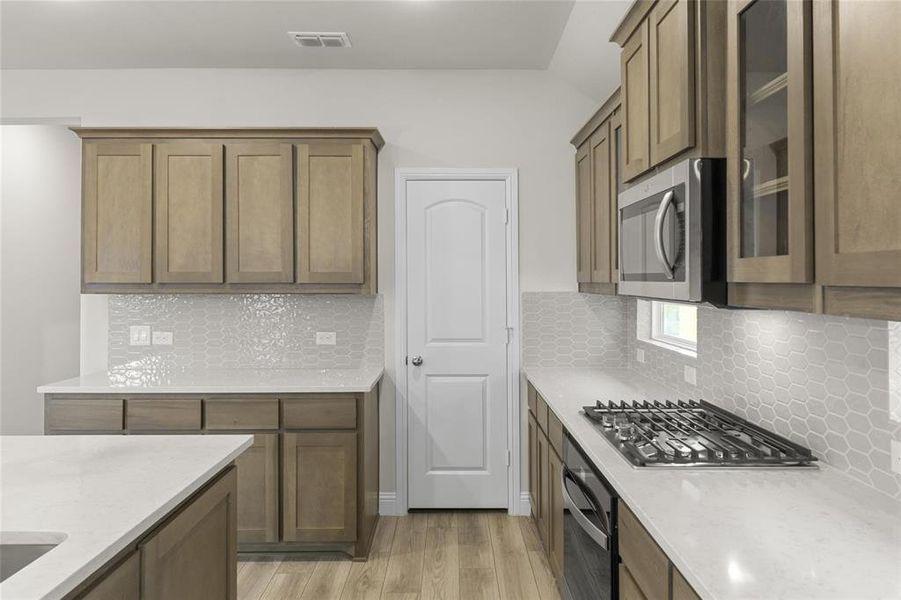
[289,32,352,48]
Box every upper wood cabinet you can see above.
[296,143,365,284]
[589,122,614,284]
[612,0,726,182]
[726,0,813,294]
[154,142,224,283]
[225,144,294,283]
[648,0,696,165]
[74,128,382,294]
[813,0,901,320]
[82,142,152,283]
[572,90,621,295]
[621,22,651,181]
[575,141,593,284]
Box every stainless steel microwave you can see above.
[617,158,726,305]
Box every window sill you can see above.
[638,337,697,359]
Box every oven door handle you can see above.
[561,468,609,551]
[653,189,675,280]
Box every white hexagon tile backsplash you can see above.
[109,294,384,371]
[522,292,901,499]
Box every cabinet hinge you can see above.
[506,450,511,467]
[506,327,513,345]
[505,208,510,224]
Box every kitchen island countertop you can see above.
[525,366,901,600]
[38,365,384,395]
[0,434,252,600]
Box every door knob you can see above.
[410,355,423,366]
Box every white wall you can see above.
[0,125,82,433]
[0,68,597,487]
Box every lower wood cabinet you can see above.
[548,447,564,578]
[619,502,701,600]
[525,383,565,582]
[619,563,647,600]
[74,468,237,600]
[45,389,380,559]
[282,431,357,543]
[232,432,279,544]
[141,467,237,600]
[78,551,140,600]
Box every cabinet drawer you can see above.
[205,398,279,430]
[619,503,669,600]
[127,398,202,431]
[536,393,549,433]
[283,396,356,429]
[46,398,124,432]
[547,409,563,457]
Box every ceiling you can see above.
[0,0,579,70]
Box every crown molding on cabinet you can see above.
[70,127,385,150]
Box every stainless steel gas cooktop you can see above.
[583,399,818,468]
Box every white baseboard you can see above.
[379,492,399,516]
[380,491,530,516]
[518,492,531,516]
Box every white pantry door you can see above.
[406,179,509,508]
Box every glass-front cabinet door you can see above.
[726,0,812,283]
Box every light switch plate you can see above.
[316,331,337,346]
[129,325,151,346]
[891,440,901,475]
[152,331,173,346]
[636,349,646,364]
[684,365,697,386]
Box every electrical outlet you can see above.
[636,349,646,363]
[152,331,173,346]
[316,331,337,346]
[684,365,697,386]
[129,325,151,346]
[892,440,901,475]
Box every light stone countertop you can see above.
[524,366,901,600]
[0,434,252,600]
[37,365,384,395]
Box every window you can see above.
[637,300,697,357]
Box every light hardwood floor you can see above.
[238,512,561,600]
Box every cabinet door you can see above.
[814,0,901,291]
[673,567,702,600]
[282,431,357,542]
[548,448,564,580]
[610,110,623,282]
[154,143,224,283]
[727,0,812,284]
[141,467,237,600]
[536,429,550,549]
[225,144,294,283]
[234,433,279,544]
[649,0,696,166]
[619,564,648,600]
[621,21,651,181]
[527,413,540,521]
[295,143,365,284]
[82,142,152,284]
[79,551,140,600]
[575,141,593,283]
[589,123,613,284]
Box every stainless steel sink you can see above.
[0,533,66,583]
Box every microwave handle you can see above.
[561,468,609,550]
[654,190,676,280]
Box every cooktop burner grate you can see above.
[582,399,818,468]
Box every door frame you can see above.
[393,168,521,515]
